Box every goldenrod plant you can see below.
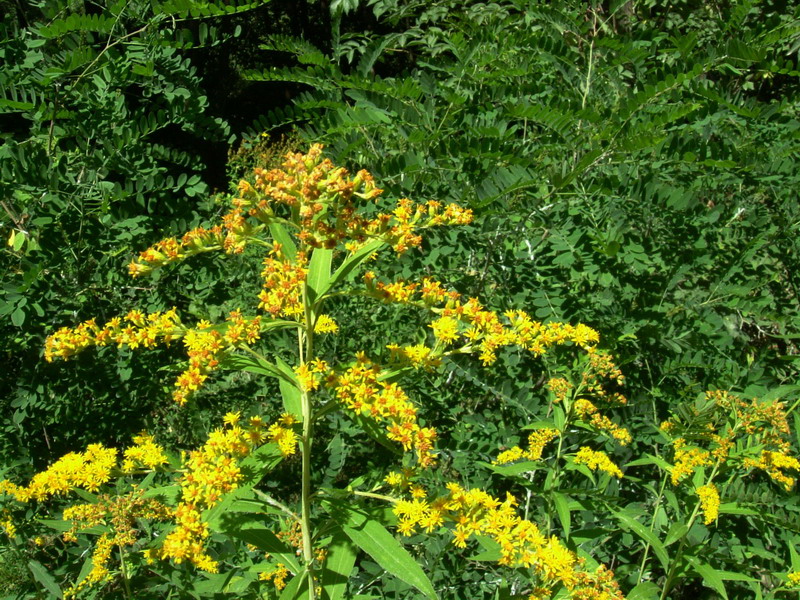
[0,146,629,599]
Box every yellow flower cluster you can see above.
[45,308,181,362]
[0,510,15,539]
[547,377,573,403]
[174,321,223,406]
[267,414,300,456]
[258,243,307,318]
[670,439,712,485]
[663,390,800,495]
[127,223,235,277]
[494,428,560,465]
[224,309,263,346]
[158,417,261,572]
[314,314,339,334]
[233,144,471,254]
[574,447,623,478]
[573,399,631,445]
[121,432,169,473]
[128,196,267,276]
[295,358,330,392]
[61,491,172,597]
[581,348,626,398]
[696,483,719,525]
[46,308,261,407]
[259,563,290,591]
[0,444,116,501]
[743,450,800,491]
[386,343,441,370]
[174,310,262,406]
[0,432,168,505]
[394,483,624,600]
[384,467,417,490]
[367,275,600,366]
[788,571,800,586]
[155,413,292,572]
[710,389,792,450]
[329,352,436,467]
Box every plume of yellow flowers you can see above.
[365,274,601,366]
[393,483,624,600]
[494,428,560,465]
[328,352,437,468]
[259,562,290,591]
[45,308,261,407]
[661,389,800,527]
[696,483,720,525]
[573,447,624,479]
[62,491,173,598]
[157,413,295,572]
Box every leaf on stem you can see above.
[325,501,438,600]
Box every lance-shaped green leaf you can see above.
[307,247,333,305]
[326,239,384,291]
[270,222,298,260]
[308,239,385,303]
[276,355,303,418]
[320,525,358,600]
[552,492,571,539]
[222,351,298,388]
[221,516,302,574]
[687,558,729,600]
[478,460,539,477]
[626,582,660,600]
[326,501,438,600]
[29,560,62,599]
[612,508,669,572]
[279,567,309,600]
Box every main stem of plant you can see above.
[300,303,316,600]
[658,460,721,600]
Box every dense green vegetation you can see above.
[2,1,800,599]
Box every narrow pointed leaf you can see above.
[279,567,309,600]
[327,502,437,599]
[270,223,298,260]
[307,247,333,304]
[29,560,62,598]
[321,526,358,600]
[276,356,302,418]
[689,559,729,599]
[612,509,669,571]
[552,492,571,539]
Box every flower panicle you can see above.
[573,447,624,479]
[329,352,437,468]
[494,428,560,466]
[0,432,170,504]
[157,413,288,572]
[394,483,624,600]
[62,491,172,597]
[663,390,800,498]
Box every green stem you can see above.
[659,461,721,600]
[299,285,317,600]
[118,544,132,600]
[637,470,669,583]
[300,398,315,600]
[253,489,301,523]
[351,490,398,504]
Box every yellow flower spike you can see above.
[574,447,623,479]
[430,316,460,344]
[314,314,339,334]
[392,482,623,599]
[697,483,720,524]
